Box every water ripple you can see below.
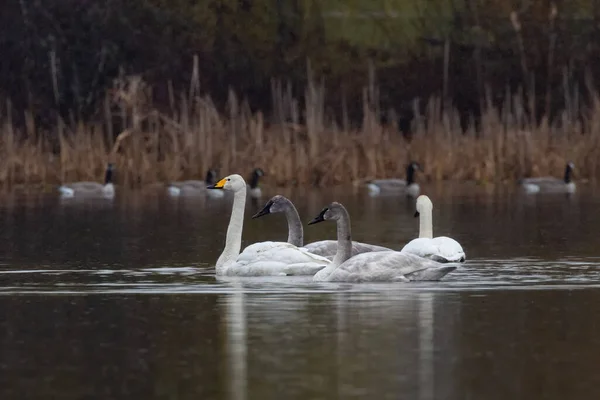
[1,257,600,295]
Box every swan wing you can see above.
[325,251,455,282]
[223,260,326,276]
[303,240,392,260]
[401,237,465,263]
[238,241,331,265]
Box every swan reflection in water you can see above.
[221,286,459,399]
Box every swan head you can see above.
[414,195,433,218]
[308,202,346,225]
[252,195,290,219]
[207,174,246,192]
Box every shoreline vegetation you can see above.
[2,2,600,189]
[1,65,598,190]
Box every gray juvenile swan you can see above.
[58,163,115,198]
[206,174,330,276]
[167,169,224,198]
[252,195,392,259]
[366,162,422,197]
[519,162,576,194]
[307,202,457,282]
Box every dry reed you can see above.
[1,61,599,190]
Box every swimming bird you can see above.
[252,195,392,259]
[167,169,224,198]
[519,162,576,194]
[247,168,265,199]
[366,162,422,197]
[307,202,456,282]
[400,195,465,263]
[58,163,115,198]
[207,174,330,276]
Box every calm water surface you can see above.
[1,183,600,399]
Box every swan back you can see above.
[317,251,456,282]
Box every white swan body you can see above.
[366,162,421,197]
[167,169,224,198]
[208,174,330,276]
[58,164,115,198]
[308,202,456,282]
[400,195,465,263]
[252,195,392,260]
[519,162,576,194]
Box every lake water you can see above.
[1,183,600,399]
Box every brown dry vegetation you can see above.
[1,64,599,190]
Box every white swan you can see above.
[366,162,421,197]
[207,174,330,276]
[307,202,457,282]
[519,162,576,194]
[58,163,115,198]
[252,195,392,259]
[247,168,265,199]
[167,169,224,198]
[400,195,465,263]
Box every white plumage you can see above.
[307,202,457,282]
[208,174,330,276]
[400,195,465,263]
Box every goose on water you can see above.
[252,195,391,260]
[167,169,224,198]
[247,168,265,199]
[307,202,457,282]
[400,195,465,263]
[207,174,330,276]
[366,162,422,197]
[519,162,576,194]
[58,163,115,198]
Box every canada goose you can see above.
[167,169,224,198]
[207,174,330,276]
[519,162,576,194]
[58,163,115,198]
[400,195,465,263]
[366,162,422,197]
[247,168,265,198]
[307,202,456,282]
[252,195,392,259]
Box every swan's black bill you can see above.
[308,207,328,225]
[414,211,420,218]
[252,200,273,219]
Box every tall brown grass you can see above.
[1,61,599,190]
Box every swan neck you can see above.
[216,187,247,273]
[419,208,433,238]
[333,208,352,266]
[283,200,303,247]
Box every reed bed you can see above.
[1,67,599,189]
